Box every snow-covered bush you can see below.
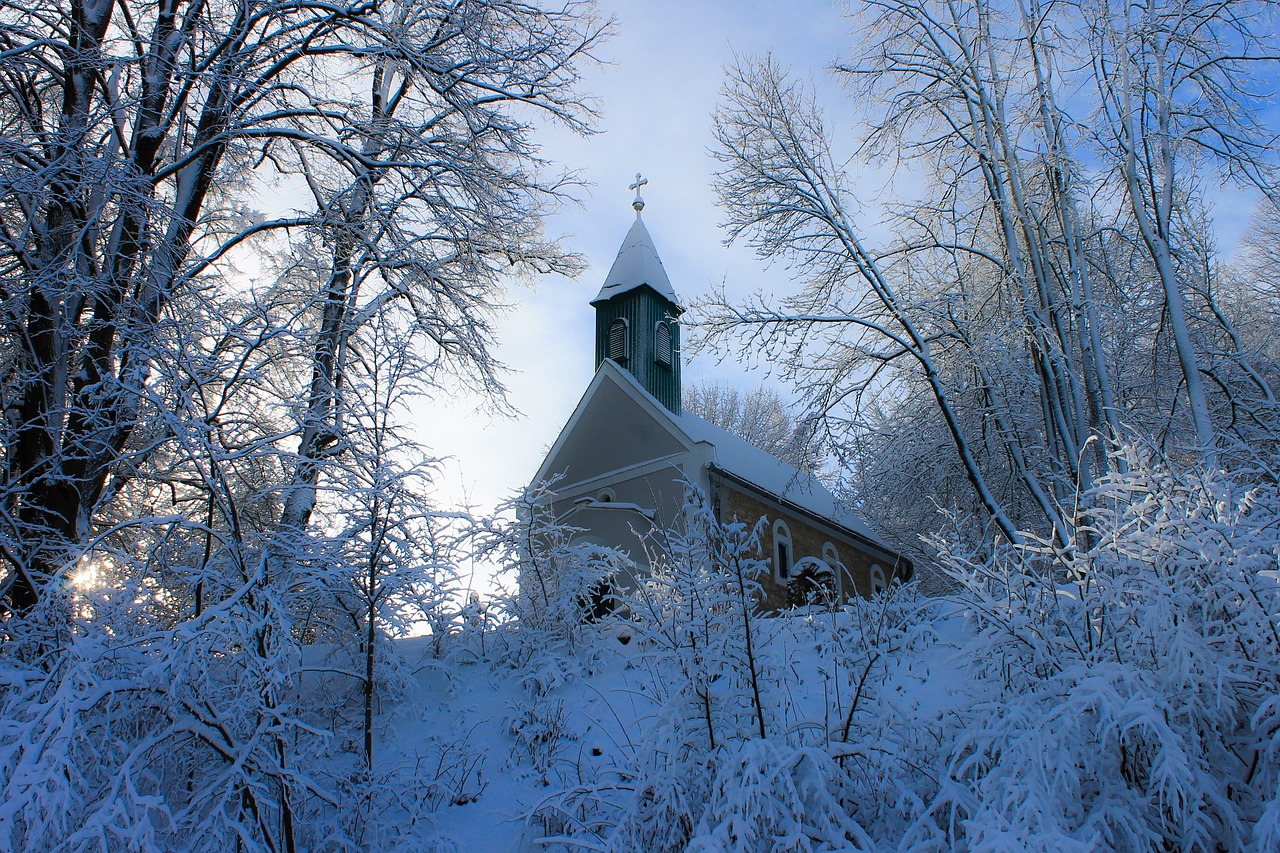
[0,569,325,853]
[800,584,945,839]
[507,696,576,784]
[299,759,470,852]
[0,510,464,853]
[481,481,633,657]
[919,447,1280,849]
[688,740,874,851]
[606,769,704,853]
[625,484,775,752]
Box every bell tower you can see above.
[591,174,683,413]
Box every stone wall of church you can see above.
[715,482,901,611]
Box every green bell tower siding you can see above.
[591,178,683,413]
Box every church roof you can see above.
[676,411,879,543]
[591,215,682,308]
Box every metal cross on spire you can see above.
[629,172,648,214]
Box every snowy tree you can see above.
[1082,0,1280,455]
[703,0,1279,552]
[1240,203,1280,304]
[0,0,607,849]
[0,0,608,615]
[684,380,816,471]
[707,56,1027,545]
[321,312,461,769]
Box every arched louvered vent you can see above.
[608,318,629,364]
[655,321,672,367]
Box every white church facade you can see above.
[531,182,911,609]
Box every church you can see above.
[530,179,912,609]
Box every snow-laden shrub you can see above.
[298,760,467,852]
[807,585,945,841]
[688,739,874,852]
[919,447,1280,849]
[480,480,633,658]
[519,650,584,698]
[1252,692,1280,847]
[604,742,878,853]
[607,769,703,853]
[792,582,936,742]
[625,484,775,752]
[506,695,576,783]
[0,572,323,853]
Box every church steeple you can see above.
[592,175,683,413]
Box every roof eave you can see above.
[589,281,686,313]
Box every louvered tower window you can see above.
[654,321,672,367]
[608,318,629,364]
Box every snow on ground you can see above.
[372,604,969,850]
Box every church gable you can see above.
[533,363,691,492]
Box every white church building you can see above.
[530,181,911,609]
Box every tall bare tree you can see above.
[1086,0,1278,455]
[684,380,815,471]
[0,0,606,848]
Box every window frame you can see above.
[772,519,793,584]
[821,541,843,597]
[608,317,630,365]
[869,562,886,595]
[654,320,672,368]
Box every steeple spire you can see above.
[591,175,679,307]
[591,174,683,413]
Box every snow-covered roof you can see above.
[591,214,682,308]
[676,410,878,542]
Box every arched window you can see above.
[790,556,837,607]
[608,318,629,364]
[821,542,843,596]
[654,320,672,368]
[821,542,839,568]
[869,562,886,595]
[772,519,793,583]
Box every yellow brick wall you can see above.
[715,482,900,610]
